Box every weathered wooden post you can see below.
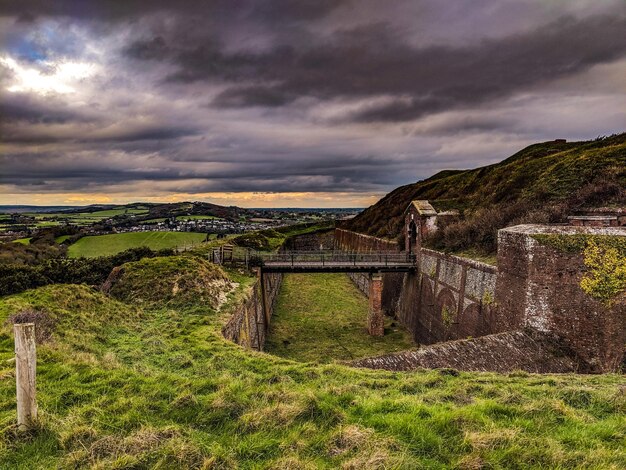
[14,323,37,431]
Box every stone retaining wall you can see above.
[397,249,498,344]
[351,330,578,373]
[335,228,398,252]
[222,271,282,350]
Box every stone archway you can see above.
[407,220,418,254]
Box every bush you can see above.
[0,247,174,296]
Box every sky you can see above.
[1,1,625,208]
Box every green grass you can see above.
[0,273,624,468]
[12,238,31,245]
[54,235,70,244]
[266,273,414,362]
[86,208,148,217]
[67,232,208,258]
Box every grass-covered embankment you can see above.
[266,273,414,362]
[345,133,626,254]
[68,231,209,258]
[0,256,624,468]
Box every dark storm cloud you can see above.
[1,0,626,202]
[0,122,199,144]
[0,148,395,193]
[213,86,296,108]
[145,15,626,122]
[0,95,83,124]
[0,0,346,23]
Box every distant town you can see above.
[0,202,360,242]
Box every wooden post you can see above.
[14,323,37,431]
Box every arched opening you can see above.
[407,220,418,254]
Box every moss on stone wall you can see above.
[532,234,626,304]
[580,240,626,305]
[441,305,455,329]
[531,233,626,255]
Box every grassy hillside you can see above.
[68,232,209,258]
[266,273,414,362]
[344,134,626,253]
[0,259,624,468]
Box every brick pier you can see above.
[368,273,384,336]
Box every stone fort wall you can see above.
[222,271,282,351]
[336,226,625,372]
[398,249,497,344]
[339,229,498,344]
[335,228,398,252]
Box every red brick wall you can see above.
[334,228,398,252]
[495,225,626,372]
[396,249,498,344]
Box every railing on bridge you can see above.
[211,246,416,269]
[254,250,415,267]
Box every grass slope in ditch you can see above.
[0,261,624,468]
[266,273,414,363]
[68,231,208,258]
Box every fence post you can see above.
[14,323,37,431]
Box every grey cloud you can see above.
[0,96,84,124]
[1,0,625,201]
[154,15,626,122]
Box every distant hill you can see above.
[343,133,626,253]
[0,201,247,220]
[56,201,247,221]
[0,205,80,213]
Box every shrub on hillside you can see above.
[233,232,273,250]
[6,309,55,343]
[0,239,67,265]
[105,256,233,308]
[426,174,626,254]
[0,247,174,296]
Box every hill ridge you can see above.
[343,133,626,252]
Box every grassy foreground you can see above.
[68,232,209,258]
[266,273,414,362]
[0,258,624,468]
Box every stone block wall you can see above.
[222,271,283,351]
[350,330,579,373]
[231,223,625,372]
[335,228,398,252]
[396,249,498,344]
[495,225,626,372]
[283,229,335,251]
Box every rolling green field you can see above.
[0,209,150,230]
[0,258,624,469]
[67,231,208,258]
[266,273,414,362]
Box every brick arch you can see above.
[459,302,481,338]
[436,288,458,339]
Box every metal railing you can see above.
[251,250,415,267]
[210,246,417,268]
